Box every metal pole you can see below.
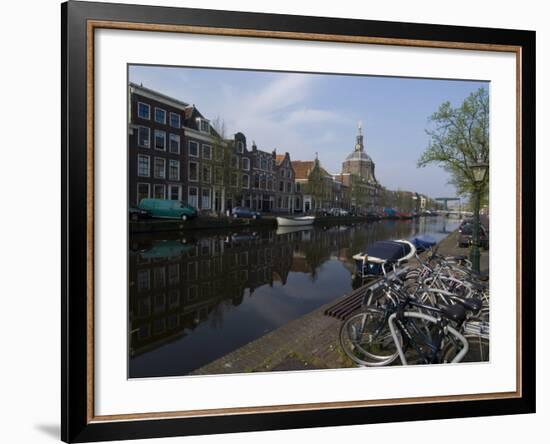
[470,185,481,273]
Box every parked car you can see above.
[231,207,261,219]
[457,220,489,249]
[138,198,197,221]
[312,208,329,217]
[129,206,151,221]
[329,208,349,216]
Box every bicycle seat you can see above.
[439,304,467,324]
[455,297,483,313]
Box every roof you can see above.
[345,151,373,162]
[275,154,286,165]
[291,160,332,180]
[129,82,189,110]
[291,161,314,180]
[183,106,194,120]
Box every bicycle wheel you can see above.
[339,308,400,367]
[442,334,490,363]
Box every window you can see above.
[215,146,223,161]
[242,174,249,189]
[137,126,150,148]
[168,184,180,200]
[202,165,211,183]
[154,130,166,151]
[137,102,150,119]
[260,176,266,190]
[287,170,292,178]
[169,134,180,154]
[242,157,250,170]
[286,182,292,193]
[267,179,273,191]
[215,167,223,184]
[254,174,259,188]
[188,141,199,157]
[169,160,180,181]
[236,140,244,153]
[197,118,210,133]
[280,169,285,177]
[168,264,180,285]
[137,270,150,292]
[188,187,198,208]
[154,158,166,179]
[137,183,150,203]
[231,155,238,169]
[154,107,166,124]
[261,159,267,170]
[202,144,212,160]
[201,188,211,209]
[137,155,150,177]
[153,184,165,199]
[231,173,238,187]
[279,181,284,192]
[296,183,301,192]
[188,161,198,182]
[169,112,180,128]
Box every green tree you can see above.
[303,159,330,209]
[417,88,489,202]
[211,117,242,211]
[350,174,368,210]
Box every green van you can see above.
[138,199,197,221]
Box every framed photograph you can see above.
[62,1,535,442]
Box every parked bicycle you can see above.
[339,251,489,367]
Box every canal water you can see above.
[129,216,460,378]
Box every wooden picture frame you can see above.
[62,1,535,442]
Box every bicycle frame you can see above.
[388,311,469,365]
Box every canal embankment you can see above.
[189,228,488,375]
[130,214,396,233]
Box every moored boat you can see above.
[276,216,316,226]
[353,239,416,278]
[409,234,437,253]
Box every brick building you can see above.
[128,83,188,205]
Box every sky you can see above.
[129,65,488,198]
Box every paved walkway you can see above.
[190,229,489,375]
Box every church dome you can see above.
[345,150,372,162]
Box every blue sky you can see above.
[129,65,488,198]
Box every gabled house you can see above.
[291,157,336,212]
[274,152,297,213]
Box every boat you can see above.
[275,225,313,235]
[276,216,316,226]
[382,208,399,219]
[409,234,437,253]
[396,211,414,219]
[353,239,416,278]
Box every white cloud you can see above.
[248,74,314,115]
[283,108,338,126]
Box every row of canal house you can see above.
[128,82,358,214]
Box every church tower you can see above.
[355,121,364,152]
[342,122,376,182]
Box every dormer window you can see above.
[196,118,210,133]
[236,141,244,153]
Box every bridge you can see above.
[434,197,460,211]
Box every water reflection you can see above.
[128,216,459,378]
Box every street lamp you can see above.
[469,158,489,273]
